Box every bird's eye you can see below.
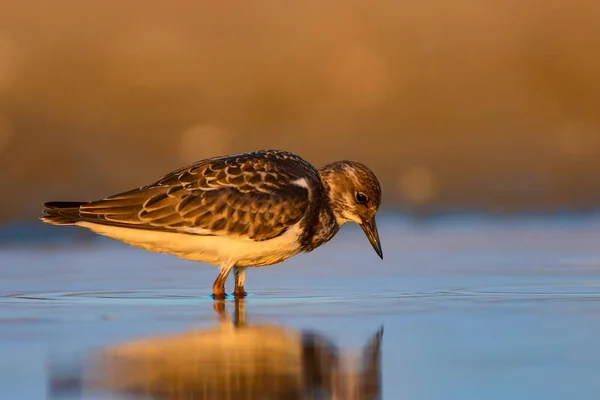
[355,192,368,204]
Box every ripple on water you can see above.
[2,282,599,308]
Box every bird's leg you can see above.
[233,266,247,298]
[212,264,233,300]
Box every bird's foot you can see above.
[211,292,228,300]
[233,287,247,298]
[210,291,247,300]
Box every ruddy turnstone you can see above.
[41,149,382,299]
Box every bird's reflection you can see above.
[49,299,383,400]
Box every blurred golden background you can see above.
[1,0,600,222]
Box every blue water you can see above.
[0,215,599,399]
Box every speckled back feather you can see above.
[44,150,320,241]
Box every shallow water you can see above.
[1,215,600,399]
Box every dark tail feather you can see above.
[41,201,87,225]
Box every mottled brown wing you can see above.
[77,150,316,241]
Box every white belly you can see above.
[77,221,304,267]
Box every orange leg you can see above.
[212,265,233,300]
[234,266,247,298]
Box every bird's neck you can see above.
[310,198,341,249]
[297,168,341,252]
[318,164,351,226]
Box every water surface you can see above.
[1,215,599,399]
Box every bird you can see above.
[41,149,383,299]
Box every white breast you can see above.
[77,221,304,267]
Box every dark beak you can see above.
[360,216,383,259]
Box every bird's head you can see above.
[319,160,383,259]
